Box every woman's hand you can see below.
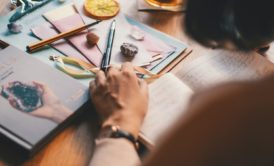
[5,81,72,123]
[31,82,72,123]
[90,63,149,138]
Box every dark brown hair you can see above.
[185,0,274,50]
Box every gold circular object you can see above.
[145,0,183,10]
[84,0,120,20]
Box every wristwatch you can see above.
[98,125,139,149]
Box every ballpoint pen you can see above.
[101,20,116,71]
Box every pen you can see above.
[27,20,102,53]
[101,20,116,71]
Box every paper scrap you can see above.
[46,13,103,66]
[31,22,90,63]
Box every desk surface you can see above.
[0,0,210,165]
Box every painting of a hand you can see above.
[1,81,72,123]
[30,82,72,123]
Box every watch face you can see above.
[1,81,43,113]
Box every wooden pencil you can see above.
[27,20,102,53]
[0,40,9,49]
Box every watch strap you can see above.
[99,125,138,149]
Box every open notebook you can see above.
[140,49,274,148]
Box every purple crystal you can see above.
[7,22,23,33]
[120,43,138,57]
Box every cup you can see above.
[145,0,183,10]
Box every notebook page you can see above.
[176,50,274,91]
[141,73,193,145]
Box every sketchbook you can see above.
[140,49,274,148]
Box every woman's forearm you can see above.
[89,138,141,166]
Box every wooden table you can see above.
[0,0,210,165]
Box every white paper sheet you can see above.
[141,73,193,144]
[176,50,274,91]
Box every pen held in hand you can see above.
[26,20,102,53]
[101,65,146,79]
[101,20,116,71]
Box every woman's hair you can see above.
[185,0,274,50]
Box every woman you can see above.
[89,0,274,165]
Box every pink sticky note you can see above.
[31,23,90,63]
[131,26,175,54]
[51,14,102,66]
